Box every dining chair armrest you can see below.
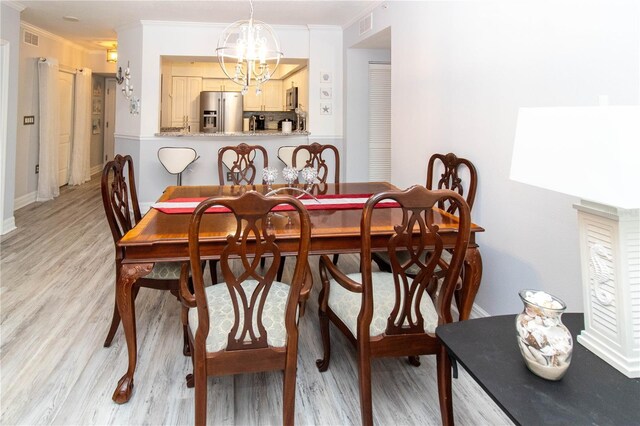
[319,254,363,293]
[179,262,196,308]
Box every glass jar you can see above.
[516,289,573,381]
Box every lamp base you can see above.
[577,331,639,378]
[574,200,639,379]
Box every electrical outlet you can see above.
[35,164,39,174]
[226,172,234,182]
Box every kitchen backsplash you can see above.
[243,111,297,130]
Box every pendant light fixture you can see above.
[216,0,283,95]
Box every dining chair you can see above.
[276,142,341,281]
[217,143,268,185]
[211,143,270,283]
[372,152,478,319]
[178,191,311,426]
[316,185,471,426]
[158,146,199,186]
[291,142,340,184]
[101,154,190,355]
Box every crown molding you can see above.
[138,20,311,32]
[3,1,25,12]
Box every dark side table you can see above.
[436,313,640,425]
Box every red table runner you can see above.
[152,193,399,214]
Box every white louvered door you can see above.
[368,63,391,182]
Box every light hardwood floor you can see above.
[0,176,512,425]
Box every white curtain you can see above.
[37,58,60,201]
[69,68,91,185]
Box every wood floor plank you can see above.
[0,176,512,425]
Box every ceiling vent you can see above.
[23,30,39,47]
[359,14,373,36]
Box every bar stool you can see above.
[158,147,199,186]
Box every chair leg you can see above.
[211,259,219,284]
[437,345,454,426]
[407,355,421,366]
[332,253,339,265]
[181,306,191,356]
[277,256,286,282]
[104,285,140,347]
[357,348,374,426]
[315,309,331,371]
[371,253,392,273]
[103,291,121,347]
[283,345,298,426]
[194,354,207,426]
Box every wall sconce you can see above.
[106,48,118,63]
[115,61,140,115]
[115,61,133,99]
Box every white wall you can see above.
[14,23,116,205]
[344,47,390,182]
[1,3,21,233]
[344,1,640,314]
[115,21,344,206]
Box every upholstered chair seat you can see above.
[188,280,291,352]
[328,272,439,337]
[145,261,183,280]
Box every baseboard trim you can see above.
[14,191,36,210]
[2,216,16,235]
[470,303,490,319]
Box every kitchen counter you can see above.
[155,130,310,137]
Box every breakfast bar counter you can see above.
[155,130,310,137]
[115,131,343,211]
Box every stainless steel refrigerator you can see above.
[199,91,243,133]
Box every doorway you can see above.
[103,78,116,163]
[58,70,75,186]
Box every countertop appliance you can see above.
[286,87,298,110]
[200,91,243,133]
[278,118,295,131]
[254,114,266,130]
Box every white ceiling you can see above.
[16,0,380,50]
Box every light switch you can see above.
[24,116,35,125]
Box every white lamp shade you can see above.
[510,106,640,209]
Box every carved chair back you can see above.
[187,191,311,351]
[101,154,142,251]
[217,143,268,185]
[360,185,471,336]
[426,153,477,215]
[292,143,340,184]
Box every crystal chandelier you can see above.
[216,0,283,95]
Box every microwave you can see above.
[286,87,298,110]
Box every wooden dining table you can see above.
[111,182,484,403]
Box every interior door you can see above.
[104,78,116,163]
[58,71,74,186]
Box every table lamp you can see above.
[510,105,640,378]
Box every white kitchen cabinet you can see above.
[243,80,283,111]
[171,76,202,130]
[202,78,242,92]
[263,80,283,111]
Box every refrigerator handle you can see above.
[222,98,226,133]
[218,98,223,133]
